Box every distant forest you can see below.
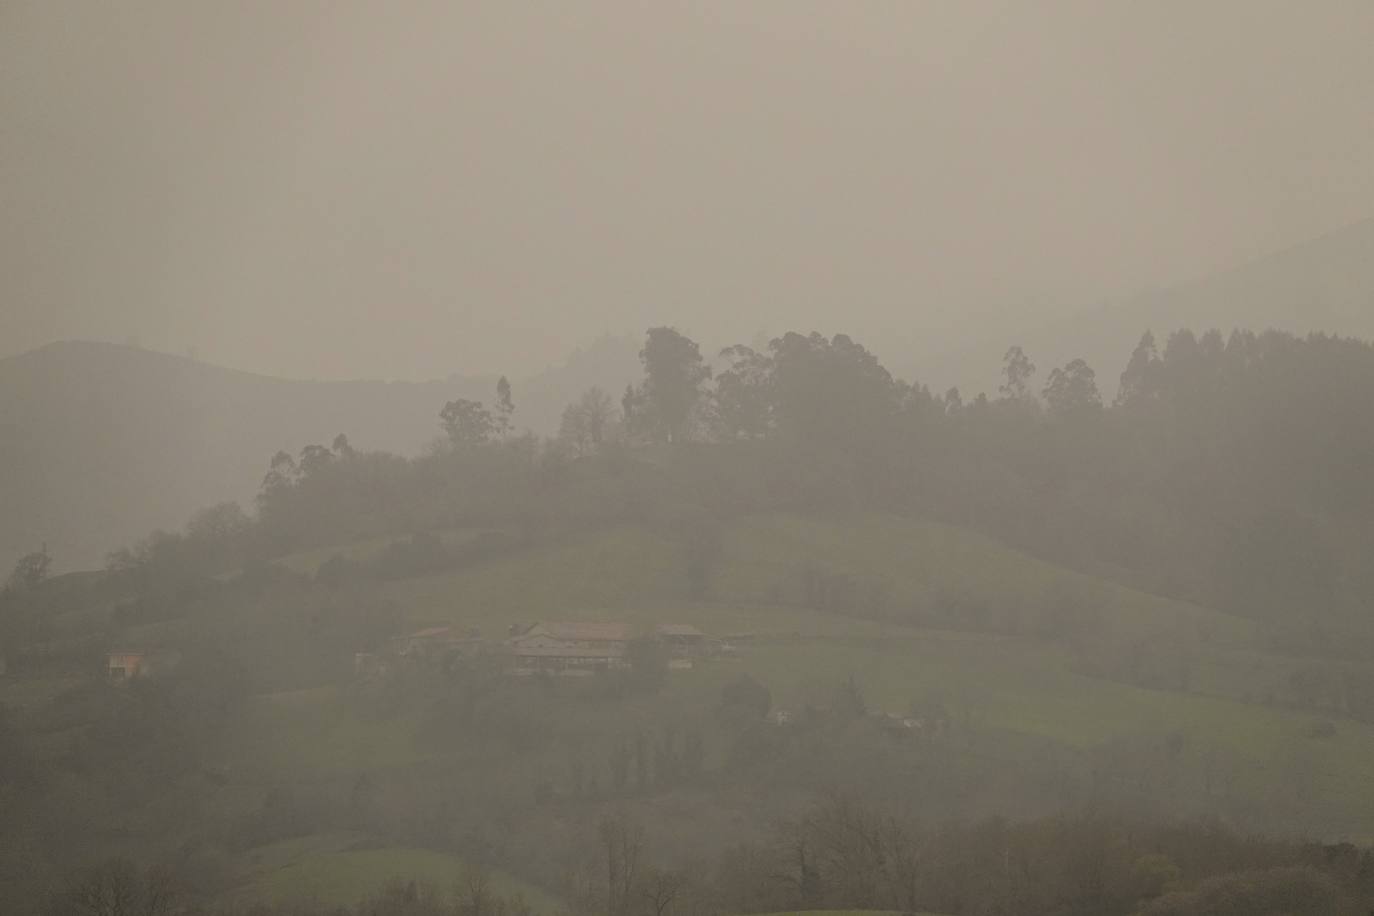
[55,324,1374,651]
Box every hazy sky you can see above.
[4,1,1373,380]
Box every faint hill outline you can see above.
[0,335,640,572]
[911,216,1374,398]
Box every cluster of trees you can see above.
[628,325,1372,642]
[697,795,1372,915]
[7,584,1367,916]
[613,328,1102,446]
[42,862,536,916]
[557,387,617,457]
[439,376,517,447]
[558,792,1374,915]
[11,323,1374,916]
[89,323,1374,656]
[45,797,1374,916]
[4,544,52,594]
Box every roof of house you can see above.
[396,626,452,641]
[522,621,633,642]
[510,643,628,659]
[656,624,706,638]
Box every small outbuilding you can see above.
[106,650,148,682]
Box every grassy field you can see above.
[23,509,1369,908]
[276,528,498,578]
[242,512,1374,833]
[359,513,1249,645]
[217,633,1374,841]
[716,514,1250,642]
[237,832,561,912]
[223,686,427,777]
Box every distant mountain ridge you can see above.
[916,217,1374,398]
[0,336,640,572]
[7,218,1373,574]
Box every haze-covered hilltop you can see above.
[6,323,1374,914]
[11,217,1374,575]
[923,218,1374,399]
[0,336,639,572]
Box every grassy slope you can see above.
[374,513,1249,645]
[236,832,562,912]
[226,686,426,777]
[719,514,1252,643]
[245,515,1374,824]
[91,511,1374,905]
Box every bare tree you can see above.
[456,863,494,916]
[770,831,824,910]
[878,815,925,913]
[560,387,616,456]
[805,793,884,908]
[48,859,181,916]
[5,543,51,593]
[640,866,687,916]
[598,812,645,916]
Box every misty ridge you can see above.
[0,333,643,573]
[6,315,1374,916]
[8,3,1374,916]
[6,215,1374,577]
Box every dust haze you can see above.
[5,2,1374,380]
[5,4,1374,916]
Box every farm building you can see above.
[106,649,148,682]
[105,648,180,683]
[506,621,633,676]
[655,623,711,657]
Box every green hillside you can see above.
[237,833,561,912]
[0,337,640,573]
[8,510,1374,911]
[227,512,1374,836]
[370,513,1249,644]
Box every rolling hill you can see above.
[10,217,1374,575]
[7,510,1374,908]
[119,512,1373,836]
[0,336,639,572]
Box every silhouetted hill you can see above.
[919,218,1374,398]
[0,337,639,572]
